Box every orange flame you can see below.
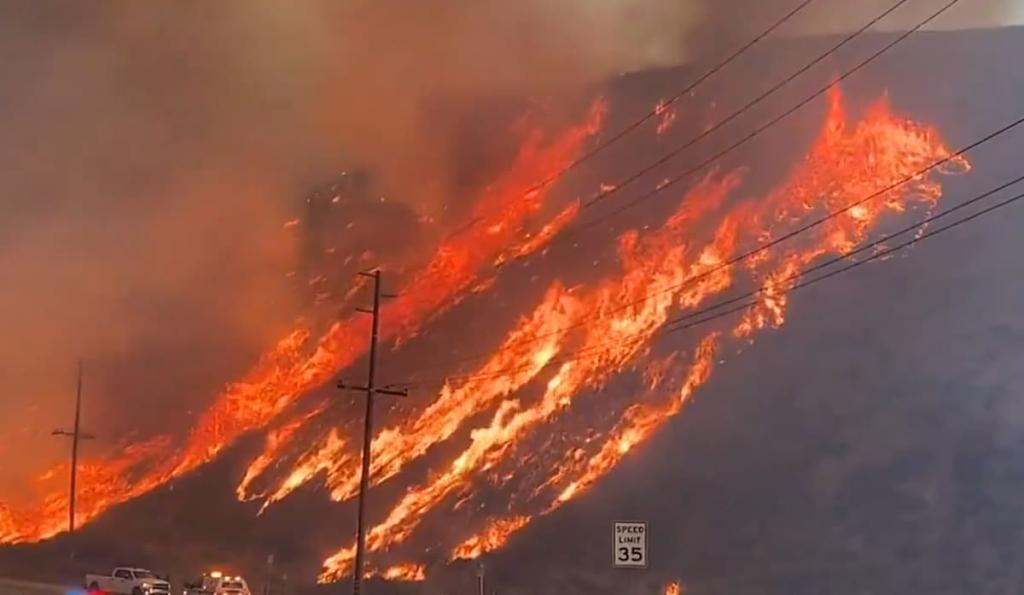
[451,515,531,561]
[370,563,426,583]
[0,102,606,544]
[236,403,327,502]
[3,85,971,584]
[494,200,581,268]
[436,88,967,563]
[268,283,581,508]
[320,173,745,581]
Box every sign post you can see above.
[613,521,648,568]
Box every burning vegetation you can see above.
[0,82,971,585]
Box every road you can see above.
[0,578,72,595]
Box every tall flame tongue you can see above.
[0,102,606,544]
[439,89,968,563]
[319,87,966,580]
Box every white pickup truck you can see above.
[84,568,170,595]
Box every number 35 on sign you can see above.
[613,521,647,568]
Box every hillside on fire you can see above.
[3,10,1024,595]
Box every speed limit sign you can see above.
[613,521,647,568]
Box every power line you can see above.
[576,0,916,213]
[400,0,964,376]
[441,0,817,241]
[397,111,1024,382]
[399,171,1024,390]
[661,173,1024,329]
[665,183,1024,335]
[563,0,960,238]
[524,0,817,195]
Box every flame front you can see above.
[0,101,606,543]
[1,85,971,587]
[316,87,967,580]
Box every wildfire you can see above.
[320,171,743,581]
[371,563,426,582]
[420,88,967,565]
[0,504,22,544]
[236,404,327,502]
[1,83,970,588]
[494,200,581,267]
[451,516,531,561]
[0,101,607,543]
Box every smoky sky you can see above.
[0,0,1019,500]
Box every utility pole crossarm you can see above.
[52,429,96,439]
[337,382,408,398]
[373,388,408,397]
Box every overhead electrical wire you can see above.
[664,183,1024,335]
[398,170,1024,390]
[442,0,818,239]
[393,24,1015,380]
[396,107,1024,382]
[522,0,818,194]
[367,0,948,385]
[392,0,967,378]
[559,0,961,237]
[341,0,976,385]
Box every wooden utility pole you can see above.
[339,271,407,595]
[52,359,95,534]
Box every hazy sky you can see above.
[785,0,1022,32]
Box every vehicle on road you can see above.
[183,572,251,595]
[85,568,170,595]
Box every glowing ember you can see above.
[377,563,427,582]
[655,99,679,136]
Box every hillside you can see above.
[3,26,1024,595]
